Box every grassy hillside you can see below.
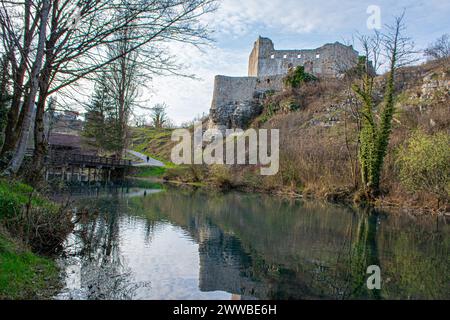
[129,60,449,211]
[234,60,449,210]
[0,180,71,299]
[130,127,176,163]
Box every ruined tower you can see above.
[248,36,359,78]
[248,37,276,77]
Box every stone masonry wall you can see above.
[209,75,284,129]
[248,37,359,78]
[209,37,360,130]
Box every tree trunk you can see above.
[30,91,49,183]
[0,1,35,157]
[3,0,50,175]
[29,0,61,183]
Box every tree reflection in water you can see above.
[58,188,151,300]
[56,186,449,300]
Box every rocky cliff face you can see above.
[208,59,449,132]
[208,75,283,130]
[209,100,263,130]
[421,69,450,99]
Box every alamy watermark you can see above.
[367,265,382,290]
[171,122,280,176]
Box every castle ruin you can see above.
[209,37,359,129]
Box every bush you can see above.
[397,131,450,206]
[283,66,317,89]
[0,179,73,253]
[209,165,233,189]
[163,165,208,185]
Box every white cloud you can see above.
[138,43,248,125]
[146,0,368,125]
[140,0,450,125]
[206,0,368,37]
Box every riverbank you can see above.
[132,167,448,216]
[0,232,60,299]
[128,60,449,215]
[0,179,72,299]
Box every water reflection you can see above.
[57,187,449,300]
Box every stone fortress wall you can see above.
[248,37,359,78]
[209,37,360,130]
[210,75,284,128]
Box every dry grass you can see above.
[162,61,449,211]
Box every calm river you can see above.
[55,185,449,300]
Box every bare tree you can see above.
[150,103,169,129]
[0,0,42,162]
[0,0,51,175]
[101,12,141,159]
[0,0,217,177]
[134,115,148,128]
[424,34,450,61]
[0,53,10,146]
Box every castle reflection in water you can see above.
[56,186,449,300]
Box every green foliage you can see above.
[346,56,370,79]
[283,66,317,89]
[352,53,398,199]
[397,131,450,203]
[0,180,64,299]
[130,127,176,164]
[264,90,276,98]
[0,180,53,219]
[133,166,167,178]
[0,235,59,299]
[280,97,300,113]
[82,75,125,155]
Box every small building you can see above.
[48,133,97,156]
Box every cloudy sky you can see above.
[140,0,450,125]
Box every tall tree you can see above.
[83,72,137,156]
[101,11,140,158]
[0,0,42,165]
[1,0,51,175]
[83,75,115,153]
[353,14,415,201]
[0,0,216,177]
[0,54,11,147]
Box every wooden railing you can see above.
[47,152,132,168]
